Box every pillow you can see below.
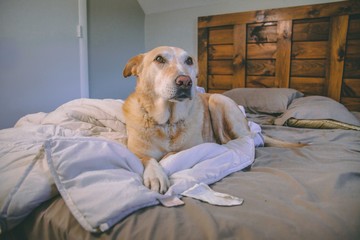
[223,88,303,114]
[274,96,360,128]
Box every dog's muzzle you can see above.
[172,75,193,101]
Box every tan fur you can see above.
[122,46,303,193]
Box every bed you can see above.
[1,1,360,240]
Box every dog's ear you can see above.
[123,54,144,78]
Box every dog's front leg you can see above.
[142,158,170,194]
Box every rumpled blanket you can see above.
[0,99,257,233]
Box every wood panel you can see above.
[276,20,292,88]
[291,60,325,77]
[247,60,276,76]
[233,24,247,88]
[342,79,360,97]
[246,76,276,88]
[293,19,329,41]
[247,43,277,59]
[247,23,277,43]
[341,97,360,111]
[208,28,233,44]
[290,77,325,96]
[198,1,360,111]
[197,27,208,90]
[348,16,360,40]
[198,1,360,28]
[208,60,233,75]
[344,58,360,78]
[346,39,360,58]
[343,15,360,101]
[326,15,349,101]
[208,75,233,90]
[209,45,233,59]
[292,41,328,59]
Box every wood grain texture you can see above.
[292,41,328,59]
[247,43,277,59]
[341,97,360,111]
[233,24,247,88]
[348,16,360,40]
[326,15,349,101]
[293,20,329,41]
[209,45,233,60]
[208,75,233,90]
[209,28,233,44]
[290,77,325,95]
[208,60,233,75]
[346,39,360,58]
[246,76,276,88]
[198,2,360,111]
[276,20,292,88]
[247,60,276,76]
[291,60,326,77]
[198,1,360,28]
[342,78,360,97]
[198,27,208,91]
[247,23,277,43]
[344,58,360,78]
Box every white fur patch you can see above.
[143,158,170,194]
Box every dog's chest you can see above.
[155,119,202,151]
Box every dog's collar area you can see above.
[140,105,186,127]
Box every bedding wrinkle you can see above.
[251,167,307,196]
[335,172,360,191]
[182,200,218,240]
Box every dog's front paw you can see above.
[143,158,170,194]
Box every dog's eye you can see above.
[155,55,166,64]
[185,57,193,66]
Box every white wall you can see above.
[0,0,80,129]
[144,0,343,57]
[88,0,145,99]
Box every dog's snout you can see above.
[175,75,192,87]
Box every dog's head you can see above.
[123,46,198,102]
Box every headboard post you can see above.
[275,20,292,88]
[197,27,209,91]
[233,24,246,88]
[326,15,349,101]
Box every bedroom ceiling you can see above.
[137,0,219,14]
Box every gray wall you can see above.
[0,0,145,129]
[0,0,80,129]
[144,0,343,56]
[88,0,144,99]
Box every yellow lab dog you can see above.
[123,46,299,193]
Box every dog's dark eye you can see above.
[185,57,193,66]
[155,55,166,64]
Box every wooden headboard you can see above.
[198,1,360,111]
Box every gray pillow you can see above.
[275,96,360,127]
[223,88,303,114]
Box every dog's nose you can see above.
[175,75,192,87]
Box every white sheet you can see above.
[0,125,76,230]
[0,98,256,233]
[45,135,254,232]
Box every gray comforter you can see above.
[10,122,360,240]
